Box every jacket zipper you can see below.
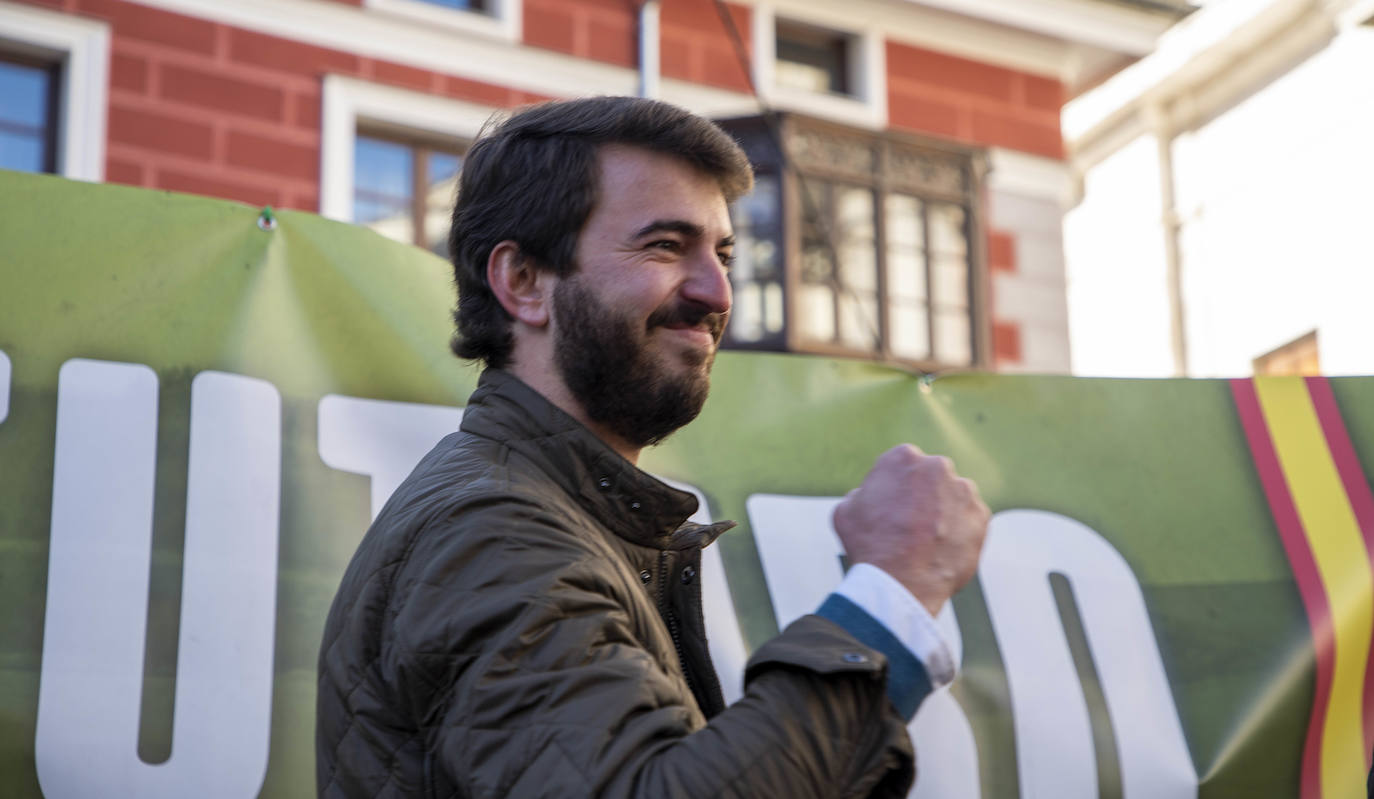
[424,732,436,799]
[690,564,727,717]
[656,550,700,706]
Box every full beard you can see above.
[552,277,723,450]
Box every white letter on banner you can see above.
[979,509,1197,799]
[660,478,749,706]
[747,494,980,799]
[0,350,10,422]
[36,362,281,799]
[317,394,463,521]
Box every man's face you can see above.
[552,145,735,449]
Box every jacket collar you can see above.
[460,369,733,550]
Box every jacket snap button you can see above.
[842,652,868,664]
[639,570,652,584]
[680,566,695,584]
[629,501,641,510]
[597,477,611,490]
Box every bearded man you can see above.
[316,96,989,798]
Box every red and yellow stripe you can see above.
[1232,376,1374,798]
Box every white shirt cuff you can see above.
[834,563,957,688]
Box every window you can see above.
[319,76,494,237]
[363,0,520,41]
[774,20,852,96]
[0,54,59,173]
[728,174,786,344]
[353,130,465,253]
[1254,331,1320,376]
[751,8,884,128]
[0,3,108,181]
[415,0,488,10]
[718,114,987,369]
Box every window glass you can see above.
[417,0,486,10]
[885,194,929,360]
[727,173,784,344]
[0,59,56,173]
[354,136,414,243]
[933,309,972,365]
[424,151,462,254]
[932,256,969,309]
[885,194,926,301]
[352,132,465,251]
[929,203,967,254]
[835,185,877,349]
[775,21,849,95]
[713,117,981,368]
[797,181,878,350]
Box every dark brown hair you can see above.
[448,95,754,369]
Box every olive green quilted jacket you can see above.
[316,369,914,798]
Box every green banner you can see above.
[2,170,1370,798]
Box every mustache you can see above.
[647,302,727,343]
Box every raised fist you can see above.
[832,444,990,616]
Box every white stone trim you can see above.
[0,1,108,181]
[114,0,627,99]
[320,76,497,221]
[1064,0,1338,146]
[909,0,1172,56]
[120,0,1113,110]
[363,0,520,43]
[988,148,1074,206]
[750,2,887,129]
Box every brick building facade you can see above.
[2,0,1184,373]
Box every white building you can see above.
[1064,0,1374,377]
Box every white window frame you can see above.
[320,75,496,223]
[363,0,520,43]
[0,1,109,181]
[751,3,885,129]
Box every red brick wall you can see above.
[521,0,750,92]
[16,0,541,210]
[523,0,637,68]
[992,320,1022,366]
[887,41,1064,159]
[660,0,750,92]
[14,0,1062,207]
[987,229,1021,366]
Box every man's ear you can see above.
[487,240,551,328]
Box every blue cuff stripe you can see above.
[816,593,932,721]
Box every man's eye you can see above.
[649,240,682,253]
[717,252,736,269]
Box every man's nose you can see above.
[680,248,731,314]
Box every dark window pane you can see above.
[417,0,487,11]
[775,21,849,95]
[0,59,55,173]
